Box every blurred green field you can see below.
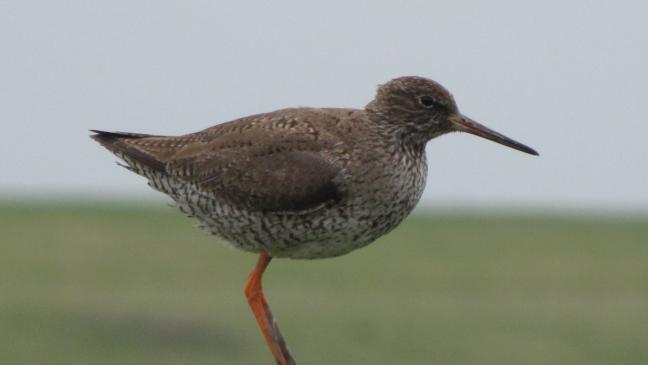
[1,202,647,365]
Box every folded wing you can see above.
[91,126,344,213]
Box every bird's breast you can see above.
[336,147,428,239]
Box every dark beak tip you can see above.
[452,115,539,157]
[522,146,540,156]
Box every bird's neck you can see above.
[363,119,427,159]
[365,122,426,162]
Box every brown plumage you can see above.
[91,76,538,365]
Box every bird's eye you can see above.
[418,95,436,108]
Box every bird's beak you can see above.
[449,114,539,156]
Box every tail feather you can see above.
[90,129,156,139]
[90,130,166,172]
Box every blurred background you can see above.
[1,1,647,364]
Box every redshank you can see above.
[91,76,538,365]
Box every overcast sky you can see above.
[1,1,646,212]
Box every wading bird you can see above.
[92,76,538,365]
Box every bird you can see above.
[91,76,538,365]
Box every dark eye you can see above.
[418,95,435,108]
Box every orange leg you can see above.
[244,252,297,365]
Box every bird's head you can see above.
[366,76,538,155]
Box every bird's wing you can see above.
[92,109,354,213]
[166,127,344,213]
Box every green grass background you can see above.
[1,202,647,364]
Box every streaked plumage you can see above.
[92,105,428,258]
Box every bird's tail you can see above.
[90,130,167,173]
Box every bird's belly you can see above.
[188,202,412,259]
[176,160,427,259]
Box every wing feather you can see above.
[166,131,344,213]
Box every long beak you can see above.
[449,114,539,156]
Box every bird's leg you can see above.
[245,252,297,365]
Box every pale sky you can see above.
[1,1,647,212]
